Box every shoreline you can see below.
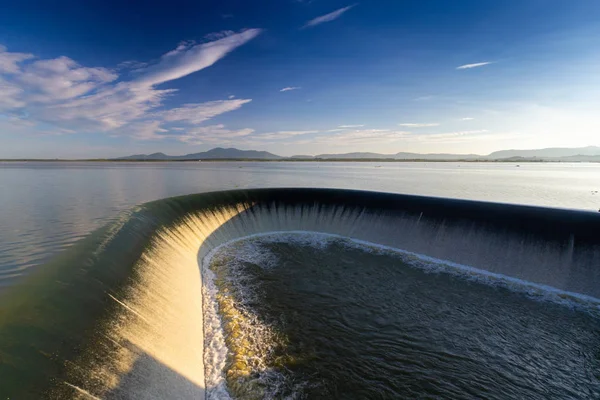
[1,158,598,163]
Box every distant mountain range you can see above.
[117,146,600,161]
[117,147,282,161]
[487,146,600,159]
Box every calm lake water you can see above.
[1,161,599,283]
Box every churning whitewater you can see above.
[203,232,600,399]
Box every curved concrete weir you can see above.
[0,188,599,398]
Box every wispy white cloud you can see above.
[128,120,169,140]
[303,4,356,28]
[16,56,118,103]
[461,117,475,121]
[159,99,252,125]
[426,129,488,138]
[0,114,35,128]
[178,124,255,144]
[338,124,364,128]
[280,86,301,92]
[260,128,491,148]
[0,77,26,108]
[228,94,235,99]
[456,62,493,70]
[135,29,262,86]
[227,127,409,148]
[310,128,409,145]
[412,130,489,143]
[0,45,34,73]
[0,30,260,140]
[398,123,440,128]
[38,83,175,131]
[254,130,318,140]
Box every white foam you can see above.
[202,252,234,400]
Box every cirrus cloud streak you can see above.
[302,4,356,28]
[456,62,493,70]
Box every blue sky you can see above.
[1,0,599,158]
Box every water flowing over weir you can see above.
[0,188,599,399]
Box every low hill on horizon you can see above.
[117,147,282,160]
[116,145,600,161]
[488,146,600,159]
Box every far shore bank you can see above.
[1,158,598,163]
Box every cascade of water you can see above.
[0,189,598,399]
